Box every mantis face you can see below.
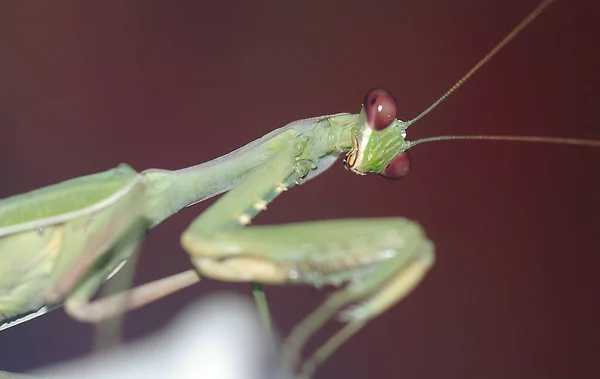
[343,88,412,179]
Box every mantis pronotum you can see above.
[0,0,598,378]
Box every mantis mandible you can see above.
[0,0,598,377]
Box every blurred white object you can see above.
[32,294,290,379]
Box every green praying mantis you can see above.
[1,0,599,378]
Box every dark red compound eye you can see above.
[363,88,398,130]
[380,152,410,180]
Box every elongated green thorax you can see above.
[142,115,356,228]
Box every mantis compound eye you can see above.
[364,88,398,130]
[380,152,410,180]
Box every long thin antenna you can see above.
[409,135,600,148]
[406,0,557,127]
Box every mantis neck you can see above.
[142,114,357,227]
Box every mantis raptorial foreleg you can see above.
[179,127,435,376]
[186,216,435,377]
[282,224,433,378]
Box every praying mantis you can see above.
[1,0,600,378]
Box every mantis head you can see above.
[344,88,413,180]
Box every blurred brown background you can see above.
[0,1,598,378]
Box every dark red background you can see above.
[0,1,598,378]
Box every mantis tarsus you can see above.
[1,0,600,378]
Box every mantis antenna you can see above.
[400,0,598,150]
[407,0,556,128]
[409,135,600,149]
